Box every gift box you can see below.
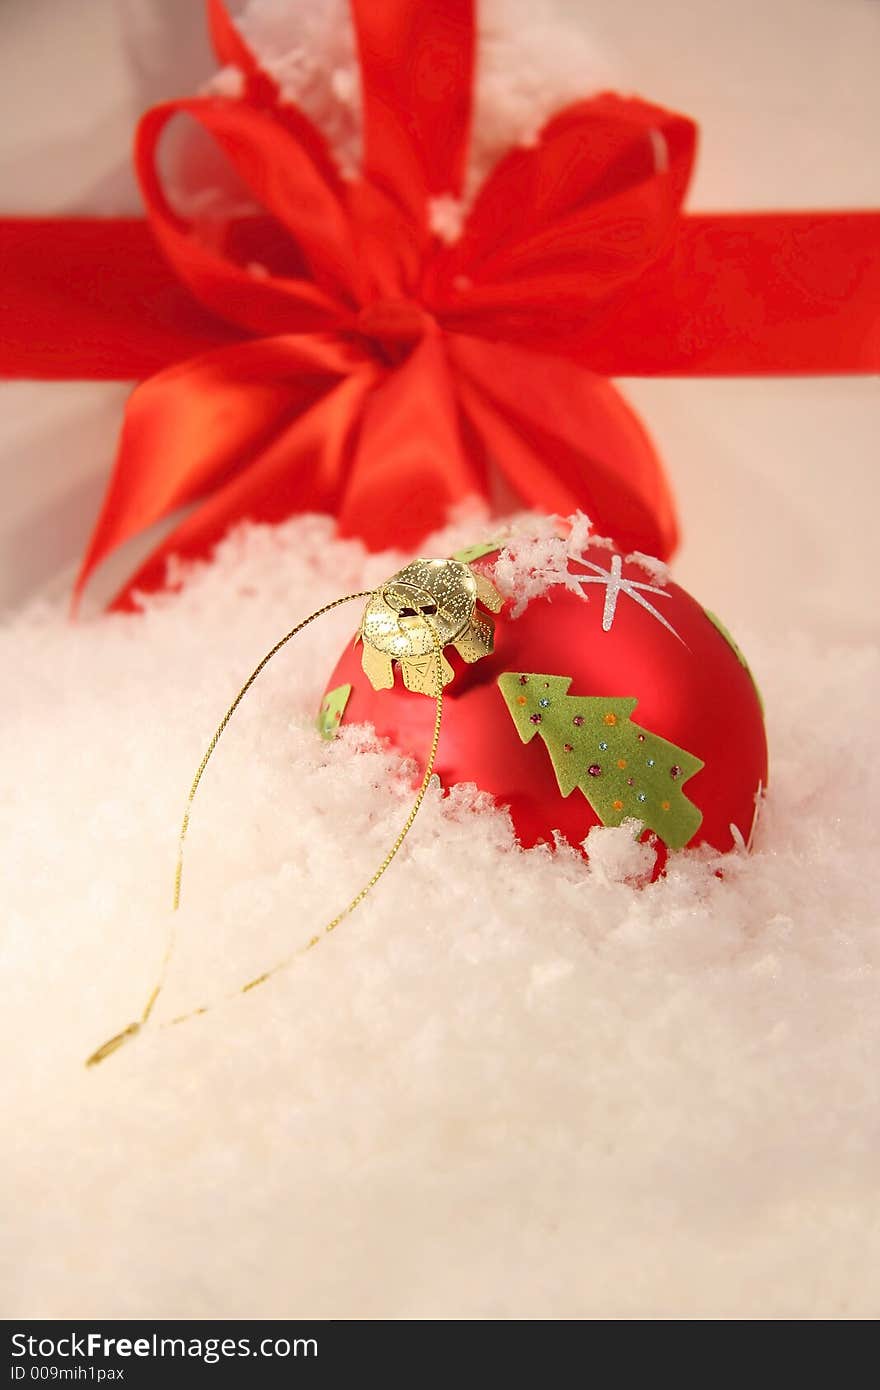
[1,0,879,1321]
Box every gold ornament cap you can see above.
[359,557,502,696]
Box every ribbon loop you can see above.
[136,99,361,333]
[427,95,697,332]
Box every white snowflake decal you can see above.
[566,553,684,642]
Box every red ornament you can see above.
[322,540,768,869]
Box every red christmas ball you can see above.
[321,536,767,867]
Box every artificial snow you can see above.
[202,63,246,101]
[2,512,879,1319]
[492,511,604,614]
[625,550,670,586]
[427,195,468,246]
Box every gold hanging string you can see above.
[86,597,445,1067]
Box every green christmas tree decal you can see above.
[498,673,705,850]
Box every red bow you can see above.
[1,0,877,609]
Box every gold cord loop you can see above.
[86,594,444,1067]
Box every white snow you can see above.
[427,195,467,246]
[492,511,604,615]
[625,549,671,585]
[2,511,879,1319]
[202,63,246,100]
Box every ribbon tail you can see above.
[337,333,485,551]
[106,367,376,611]
[74,336,367,607]
[448,335,678,559]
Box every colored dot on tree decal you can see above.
[588,764,602,777]
[670,765,681,778]
[604,713,617,726]
[572,715,584,727]
[564,743,573,753]
[613,799,624,811]
[617,758,627,769]
[530,713,542,724]
[662,800,671,810]
[517,695,527,706]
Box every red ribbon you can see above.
[0,0,877,608]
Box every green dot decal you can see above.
[316,683,352,740]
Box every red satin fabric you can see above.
[0,0,877,609]
[3,209,878,381]
[0,218,239,378]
